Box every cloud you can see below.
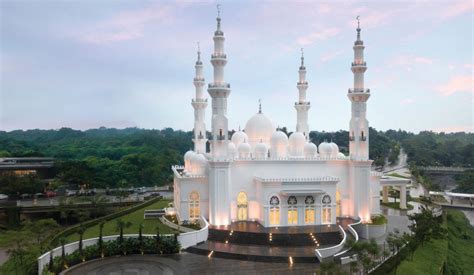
[401,98,415,105]
[437,75,473,96]
[320,49,345,62]
[432,125,474,133]
[296,27,340,46]
[441,0,473,19]
[77,4,173,45]
[389,54,436,71]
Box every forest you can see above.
[0,127,472,192]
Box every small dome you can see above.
[245,113,274,149]
[288,132,306,157]
[329,142,339,158]
[238,142,251,158]
[318,142,332,158]
[337,152,346,159]
[304,142,317,158]
[231,130,248,148]
[255,141,268,160]
[184,150,195,171]
[270,131,288,158]
[190,153,207,175]
[228,142,237,159]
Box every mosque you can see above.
[172,11,390,229]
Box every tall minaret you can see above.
[348,16,370,161]
[294,48,310,139]
[208,5,231,159]
[208,5,232,226]
[192,43,208,153]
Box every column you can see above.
[382,186,389,203]
[399,185,407,210]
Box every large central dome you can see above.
[244,112,275,148]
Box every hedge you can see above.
[49,196,163,247]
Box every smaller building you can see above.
[0,157,55,179]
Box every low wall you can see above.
[159,216,195,233]
[333,219,361,259]
[353,222,387,239]
[315,225,346,261]
[38,216,209,274]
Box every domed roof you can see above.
[288,132,306,157]
[304,142,317,158]
[228,142,236,152]
[184,150,195,161]
[190,153,207,175]
[271,130,288,144]
[231,130,248,147]
[255,141,268,159]
[337,152,346,159]
[245,112,274,147]
[237,142,250,157]
[329,141,339,158]
[318,141,332,158]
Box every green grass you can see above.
[370,215,387,225]
[445,210,474,274]
[381,202,414,210]
[66,199,176,242]
[397,236,448,274]
[386,172,411,179]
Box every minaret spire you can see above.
[348,15,370,160]
[258,99,262,114]
[192,41,208,153]
[294,48,310,139]
[208,4,231,159]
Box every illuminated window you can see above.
[189,191,200,220]
[269,195,280,226]
[322,194,332,224]
[304,196,315,224]
[287,196,298,225]
[237,191,248,221]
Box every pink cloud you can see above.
[401,98,415,105]
[441,0,473,19]
[77,4,173,45]
[437,75,473,96]
[320,49,345,62]
[296,27,340,46]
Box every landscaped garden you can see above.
[65,199,176,242]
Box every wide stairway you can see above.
[186,221,343,263]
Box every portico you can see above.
[380,176,410,209]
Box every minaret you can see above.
[207,5,232,226]
[294,48,310,139]
[208,4,231,159]
[348,17,370,161]
[348,17,372,223]
[192,43,208,153]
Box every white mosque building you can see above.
[172,12,396,228]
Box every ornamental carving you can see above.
[269,195,280,206]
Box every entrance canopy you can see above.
[254,176,339,196]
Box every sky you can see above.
[1,0,473,133]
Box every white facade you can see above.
[173,13,380,227]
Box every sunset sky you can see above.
[1,0,472,133]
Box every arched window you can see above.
[287,196,298,225]
[269,195,280,226]
[304,196,315,224]
[322,194,332,224]
[189,191,200,220]
[237,191,248,221]
[336,190,341,217]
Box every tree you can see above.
[138,223,144,252]
[77,224,86,256]
[408,205,446,246]
[98,221,105,254]
[59,237,67,269]
[115,219,132,244]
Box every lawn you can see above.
[66,199,177,242]
[396,210,474,275]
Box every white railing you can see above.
[315,225,346,261]
[334,219,361,259]
[37,216,209,274]
[159,216,195,233]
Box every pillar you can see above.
[399,185,407,210]
[382,186,389,203]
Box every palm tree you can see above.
[77,224,86,256]
[98,221,105,253]
[48,248,54,272]
[115,219,132,244]
[59,237,67,269]
[138,223,144,252]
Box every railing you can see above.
[295,101,311,105]
[352,62,367,66]
[315,225,347,261]
[37,216,209,274]
[334,219,361,260]
[348,88,370,93]
[159,216,195,233]
[191,98,207,103]
[208,83,230,88]
[211,53,227,59]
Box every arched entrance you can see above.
[237,191,248,221]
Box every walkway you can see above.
[65,253,322,274]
